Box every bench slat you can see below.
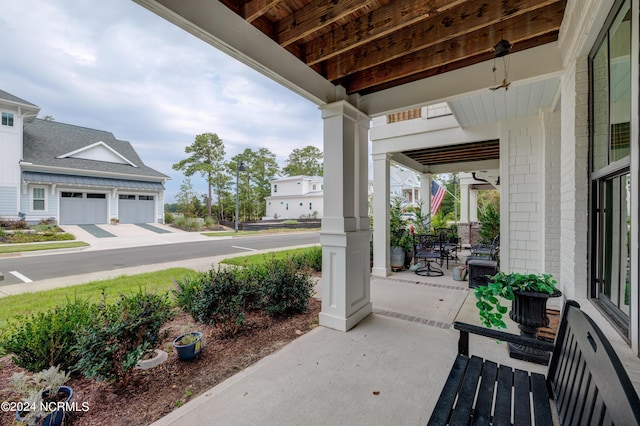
[513,369,532,426]
[493,364,513,426]
[470,360,497,426]
[530,372,553,425]
[449,356,484,425]
[578,377,597,426]
[427,355,469,426]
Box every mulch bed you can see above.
[0,299,320,426]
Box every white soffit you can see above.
[448,77,561,128]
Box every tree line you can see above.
[169,133,323,222]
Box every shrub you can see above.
[74,291,173,388]
[173,274,205,317]
[291,246,322,272]
[165,212,174,224]
[191,269,248,337]
[259,257,314,318]
[1,299,95,372]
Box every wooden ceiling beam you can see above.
[303,0,459,66]
[243,0,286,22]
[341,13,564,93]
[324,0,565,81]
[276,0,379,47]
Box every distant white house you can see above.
[264,176,323,219]
[390,166,420,204]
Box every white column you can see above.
[419,173,432,216]
[460,183,470,223]
[469,189,478,222]
[319,100,372,332]
[372,153,391,277]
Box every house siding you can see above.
[0,186,17,217]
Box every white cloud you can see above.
[0,0,323,202]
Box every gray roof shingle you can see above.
[0,89,39,108]
[23,119,168,180]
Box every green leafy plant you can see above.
[1,299,95,372]
[259,257,314,318]
[74,291,173,388]
[389,196,407,248]
[474,272,557,328]
[191,268,248,337]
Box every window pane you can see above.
[33,200,45,210]
[592,41,609,171]
[600,173,630,315]
[33,188,45,198]
[609,1,631,162]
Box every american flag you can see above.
[431,180,446,215]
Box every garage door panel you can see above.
[60,193,107,225]
[119,196,154,224]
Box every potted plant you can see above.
[475,271,561,364]
[173,331,203,361]
[110,217,119,225]
[389,196,407,271]
[9,365,73,426]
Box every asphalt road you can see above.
[0,232,320,286]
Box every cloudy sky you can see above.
[0,0,323,202]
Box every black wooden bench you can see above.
[428,301,640,425]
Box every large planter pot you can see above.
[508,289,562,365]
[16,386,73,426]
[390,246,405,271]
[173,332,203,361]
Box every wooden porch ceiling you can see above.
[403,140,500,166]
[218,0,567,95]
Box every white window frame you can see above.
[31,186,47,212]
[1,112,14,127]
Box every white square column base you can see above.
[319,230,372,332]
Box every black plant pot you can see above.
[173,332,203,361]
[16,386,73,426]
[508,289,562,365]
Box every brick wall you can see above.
[560,58,590,300]
[504,116,543,273]
[543,110,562,278]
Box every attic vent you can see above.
[57,141,137,167]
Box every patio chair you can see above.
[469,234,500,261]
[436,228,460,268]
[413,234,444,277]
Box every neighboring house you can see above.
[389,166,420,204]
[264,176,323,219]
[0,89,168,225]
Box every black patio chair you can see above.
[413,234,444,277]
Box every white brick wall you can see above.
[503,116,543,273]
[559,58,590,300]
[543,110,562,279]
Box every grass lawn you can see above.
[0,268,195,327]
[220,246,318,266]
[0,241,89,254]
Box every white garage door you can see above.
[118,194,155,224]
[60,192,108,225]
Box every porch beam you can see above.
[304,0,456,65]
[276,0,378,48]
[323,0,564,81]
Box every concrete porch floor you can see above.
[153,259,556,426]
